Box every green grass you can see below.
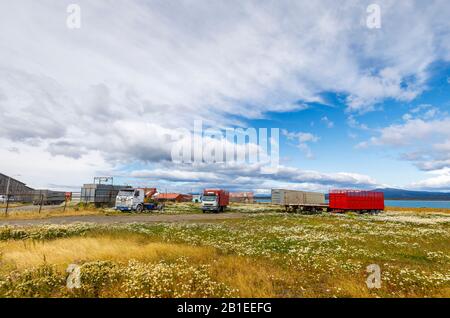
[0,209,449,297]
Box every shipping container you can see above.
[32,190,66,205]
[81,184,132,206]
[271,189,325,206]
[329,190,384,211]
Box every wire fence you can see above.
[0,190,122,216]
[0,190,266,216]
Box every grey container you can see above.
[32,190,66,205]
[271,189,325,206]
[80,184,132,206]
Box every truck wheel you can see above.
[136,204,144,213]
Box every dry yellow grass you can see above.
[0,207,118,220]
[385,206,450,214]
[0,235,215,271]
[0,233,297,297]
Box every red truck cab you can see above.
[201,189,230,213]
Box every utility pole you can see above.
[5,176,11,199]
[4,174,20,217]
[5,174,21,198]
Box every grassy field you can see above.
[0,205,449,298]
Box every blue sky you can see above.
[257,62,450,186]
[1,1,450,193]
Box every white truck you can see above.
[115,188,163,212]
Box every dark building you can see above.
[0,173,34,195]
[0,173,34,202]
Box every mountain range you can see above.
[372,188,450,201]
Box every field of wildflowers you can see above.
[0,208,449,297]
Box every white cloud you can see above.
[359,114,450,185]
[128,162,380,192]
[409,169,450,190]
[0,139,114,190]
[0,1,449,189]
[347,115,369,130]
[367,118,450,147]
[321,116,334,128]
[282,130,319,159]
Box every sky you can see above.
[1,0,450,194]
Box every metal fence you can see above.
[0,190,122,216]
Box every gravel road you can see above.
[0,212,247,227]
[1,205,61,212]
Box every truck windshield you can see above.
[118,190,133,197]
[202,195,217,202]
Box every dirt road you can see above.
[1,205,61,213]
[0,212,247,227]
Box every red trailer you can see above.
[329,190,384,213]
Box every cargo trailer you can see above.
[81,184,132,207]
[32,190,66,205]
[271,189,327,213]
[328,190,384,213]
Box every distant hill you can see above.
[373,188,450,201]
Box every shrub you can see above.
[0,258,236,298]
[0,265,64,298]
[122,258,236,298]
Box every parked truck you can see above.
[201,189,229,213]
[115,188,163,212]
[271,189,327,213]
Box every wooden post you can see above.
[39,194,43,214]
[5,194,10,217]
[63,197,67,213]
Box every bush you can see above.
[122,258,236,298]
[0,258,236,298]
[71,261,121,297]
[0,265,64,297]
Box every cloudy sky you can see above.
[1,0,450,193]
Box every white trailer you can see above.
[271,189,327,213]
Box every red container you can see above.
[329,190,384,211]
